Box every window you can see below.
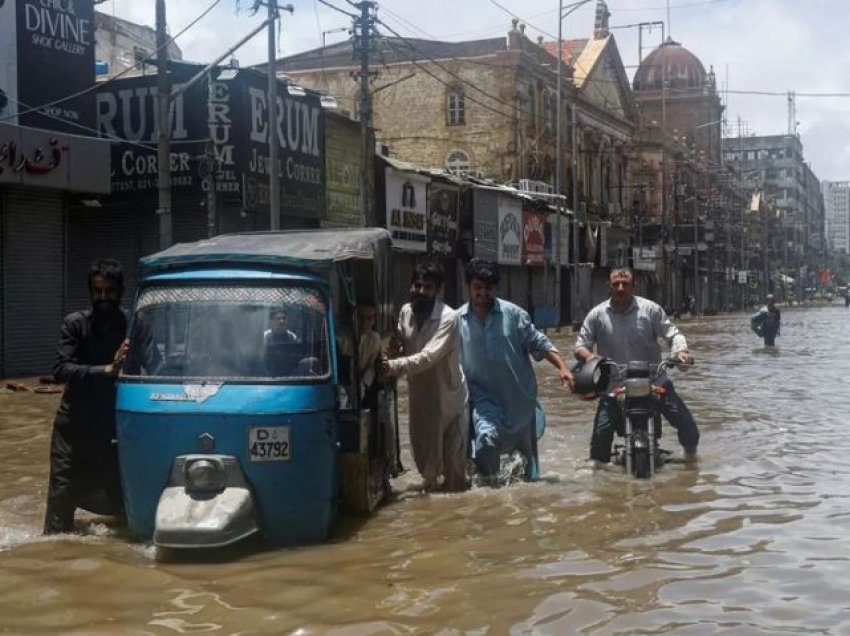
[446,85,465,126]
[445,149,470,175]
[544,89,556,133]
[124,284,330,381]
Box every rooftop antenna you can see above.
[787,90,797,136]
[666,0,671,38]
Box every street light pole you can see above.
[555,0,594,327]
[322,26,349,48]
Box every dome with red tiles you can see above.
[633,37,707,91]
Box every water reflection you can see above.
[1,306,849,633]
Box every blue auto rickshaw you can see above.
[116,229,400,548]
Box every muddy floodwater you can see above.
[2,304,849,634]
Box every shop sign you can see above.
[324,115,360,226]
[0,121,109,192]
[237,71,324,218]
[96,68,207,195]
[632,247,656,272]
[386,166,428,251]
[6,0,96,133]
[97,69,324,217]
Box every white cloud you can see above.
[101,0,850,179]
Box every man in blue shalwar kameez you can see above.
[458,259,574,485]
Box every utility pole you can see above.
[156,0,172,250]
[267,0,280,230]
[205,76,217,238]
[352,1,376,227]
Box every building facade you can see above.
[94,10,183,78]
[822,181,850,256]
[724,134,825,298]
[630,36,731,312]
[1,0,112,377]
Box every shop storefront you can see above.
[0,124,110,376]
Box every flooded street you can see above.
[2,304,850,634]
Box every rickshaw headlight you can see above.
[184,459,225,493]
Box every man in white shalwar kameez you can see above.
[383,260,469,492]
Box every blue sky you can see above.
[103,0,850,181]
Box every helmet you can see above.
[572,357,611,396]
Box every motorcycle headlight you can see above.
[184,458,225,493]
[625,378,651,398]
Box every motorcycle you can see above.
[608,358,687,479]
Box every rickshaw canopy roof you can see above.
[140,228,392,274]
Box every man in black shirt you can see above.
[44,259,130,534]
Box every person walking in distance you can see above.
[750,294,781,347]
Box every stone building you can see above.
[273,26,567,185]
[271,1,639,319]
[94,11,183,78]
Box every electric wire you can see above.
[375,18,520,114]
[315,0,357,20]
[378,35,518,120]
[3,0,223,123]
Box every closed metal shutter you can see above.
[172,196,210,245]
[66,197,165,316]
[0,193,4,375]
[2,187,65,377]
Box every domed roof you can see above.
[633,37,707,91]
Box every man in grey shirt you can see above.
[574,267,699,464]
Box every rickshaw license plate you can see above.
[248,426,291,462]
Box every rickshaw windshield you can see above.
[123,283,330,381]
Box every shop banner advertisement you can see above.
[497,194,521,265]
[428,182,459,256]
[386,166,429,252]
[522,208,546,266]
[472,189,498,260]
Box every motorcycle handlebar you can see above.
[607,356,694,378]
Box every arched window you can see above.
[445,149,471,175]
[446,85,465,126]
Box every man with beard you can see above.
[382,260,468,492]
[44,259,131,534]
[458,259,574,486]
